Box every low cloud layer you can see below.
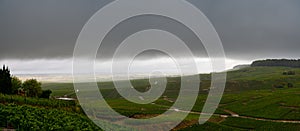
[0,58,251,74]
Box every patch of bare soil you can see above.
[131,114,160,119]
[281,105,299,109]
[208,116,226,123]
[172,120,198,131]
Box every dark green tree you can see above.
[11,76,22,94]
[22,79,42,97]
[251,59,300,68]
[0,65,12,94]
[39,89,52,99]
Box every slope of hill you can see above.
[39,66,300,130]
[42,66,300,97]
[196,66,299,93]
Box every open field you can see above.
[37,67,300,130]
[1,66,299,130]
[43,66,300,96]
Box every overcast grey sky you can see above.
[0,0,299,74]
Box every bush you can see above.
[273,83,285,88]
[40,90,52,99]
[287,83,294,88]
[283,71,296,75]
[22,79,42,97]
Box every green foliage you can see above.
[288,83,294,88]
[0,104,101,130]
[23,79,42,97]
[0,94,79,113]
[219,88,300,120]
[0,65,12,94]
[11,76,22,94]
[39,89,52,99]
[273,83,285,88]
[251,59,300,68]
[283,71,296,75]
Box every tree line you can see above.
[0,65,51,98]
[251,59,300,68]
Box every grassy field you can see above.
[43,66,300,96]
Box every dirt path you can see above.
[219,109,300,124]
[155,101,300,124]
[237,115,300,124]
[223,109,239,116]
[163,97,174,103]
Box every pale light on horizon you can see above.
[0,57,251,75]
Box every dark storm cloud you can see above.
[0,0,299,60]
[0,0,110,59]
[190,0,300,59]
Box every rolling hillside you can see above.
[39,66,300,130]
[42,66,300,97]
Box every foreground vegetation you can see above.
[0,104,101,130]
